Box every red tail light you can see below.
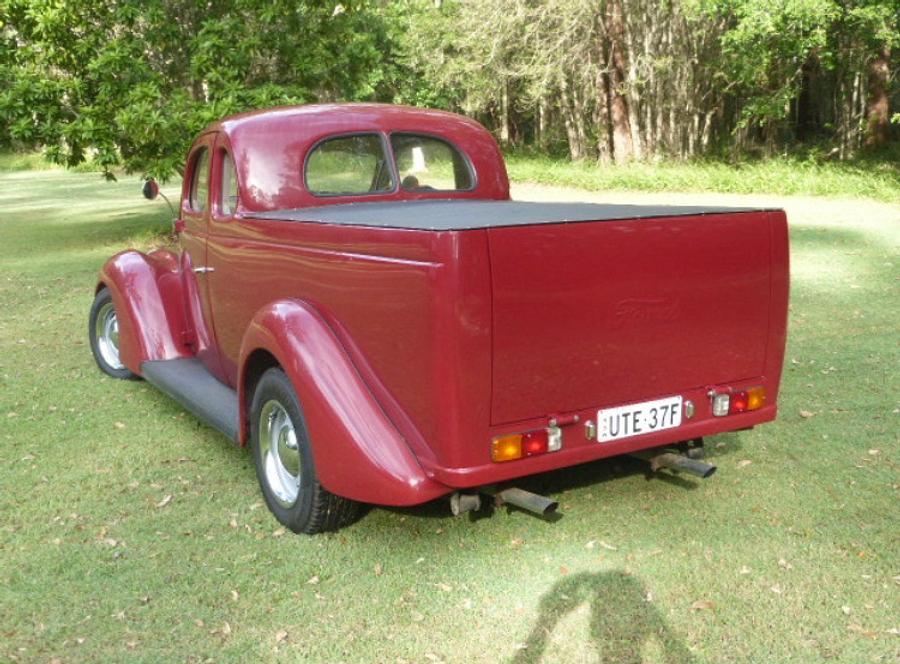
[522,430,548,456]
[730,390,749,413]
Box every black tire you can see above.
[88,287,137,380]
[250,368,359,534]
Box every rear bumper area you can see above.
[428,401,776,489]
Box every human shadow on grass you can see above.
[512,571,693,664]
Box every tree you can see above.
[0,0,395,179]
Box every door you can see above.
[179,133,227,383]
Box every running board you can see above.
[141,359,240,442]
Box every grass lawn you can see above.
[1,167,898,663]
[505,152,900,204]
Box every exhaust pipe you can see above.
[450,492,482,516]
[639,451,717,479]
[493,487,558,516]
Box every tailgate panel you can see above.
[488,213,771,424]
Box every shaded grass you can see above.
[505,152,900,203]
[0,170,898,663]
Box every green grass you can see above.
[505,152,900,203]
[1,169,898,663]
[0,150,105,174]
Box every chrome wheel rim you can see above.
[258,399,301,508]
[95,301,124,370]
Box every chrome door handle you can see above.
[193,266,215,274]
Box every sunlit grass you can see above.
[0,169,897,662]
[505,152,900,203]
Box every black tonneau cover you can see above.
[246,199,770,231]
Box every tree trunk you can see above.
[864,46,890,149]
[604,0,634,163]
[560,78,585,160]
[500,79,510,145]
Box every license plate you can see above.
[597,395,683,443]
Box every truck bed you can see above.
[248,199,772,230]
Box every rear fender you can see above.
[238,299,448,506]
[98,250,191,373]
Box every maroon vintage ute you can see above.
[89,103,789,533]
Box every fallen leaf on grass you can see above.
[867,449,880,456]
[559,566,569,575]
[737,459,753,468]
[411,610,425,622]
[841,605,851,615]
[691,600,715,611]
[434,582,452,592]
[778,558,793,570]
[847,623,878,639]
[210,622,232,639]
[374,562,383,576]
[275,629,288,643]
[230,590,239,601]
[114,422,126,429]
[598,541,617,551]
[770,584,783,594]
[155,494,172,508]
[739,566,752,575]
[228,518,238,529]
[272,527,286,538]
[307,575,320,585]
[799,410,815,419]
[585,540,596,550]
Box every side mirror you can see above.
[142,178,160,200]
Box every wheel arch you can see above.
[237,299,448,506]
[97,249,191,373]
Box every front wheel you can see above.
[88,287,136,380]
[250,368,359,534]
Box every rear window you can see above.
[306,134,394,196]
[391,134,474,191]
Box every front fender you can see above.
[238,300,448,506]
[98,250,190,373]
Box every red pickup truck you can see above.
[89,104,789,534]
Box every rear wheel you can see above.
[88,287,136,380]
[250,368,359,534]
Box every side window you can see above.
[390,134,474,191]
[220,151,239,215]
[189,148,210,212]
[305,134,394,196]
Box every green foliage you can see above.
[0,0,395,179]
[700,0,898,131]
